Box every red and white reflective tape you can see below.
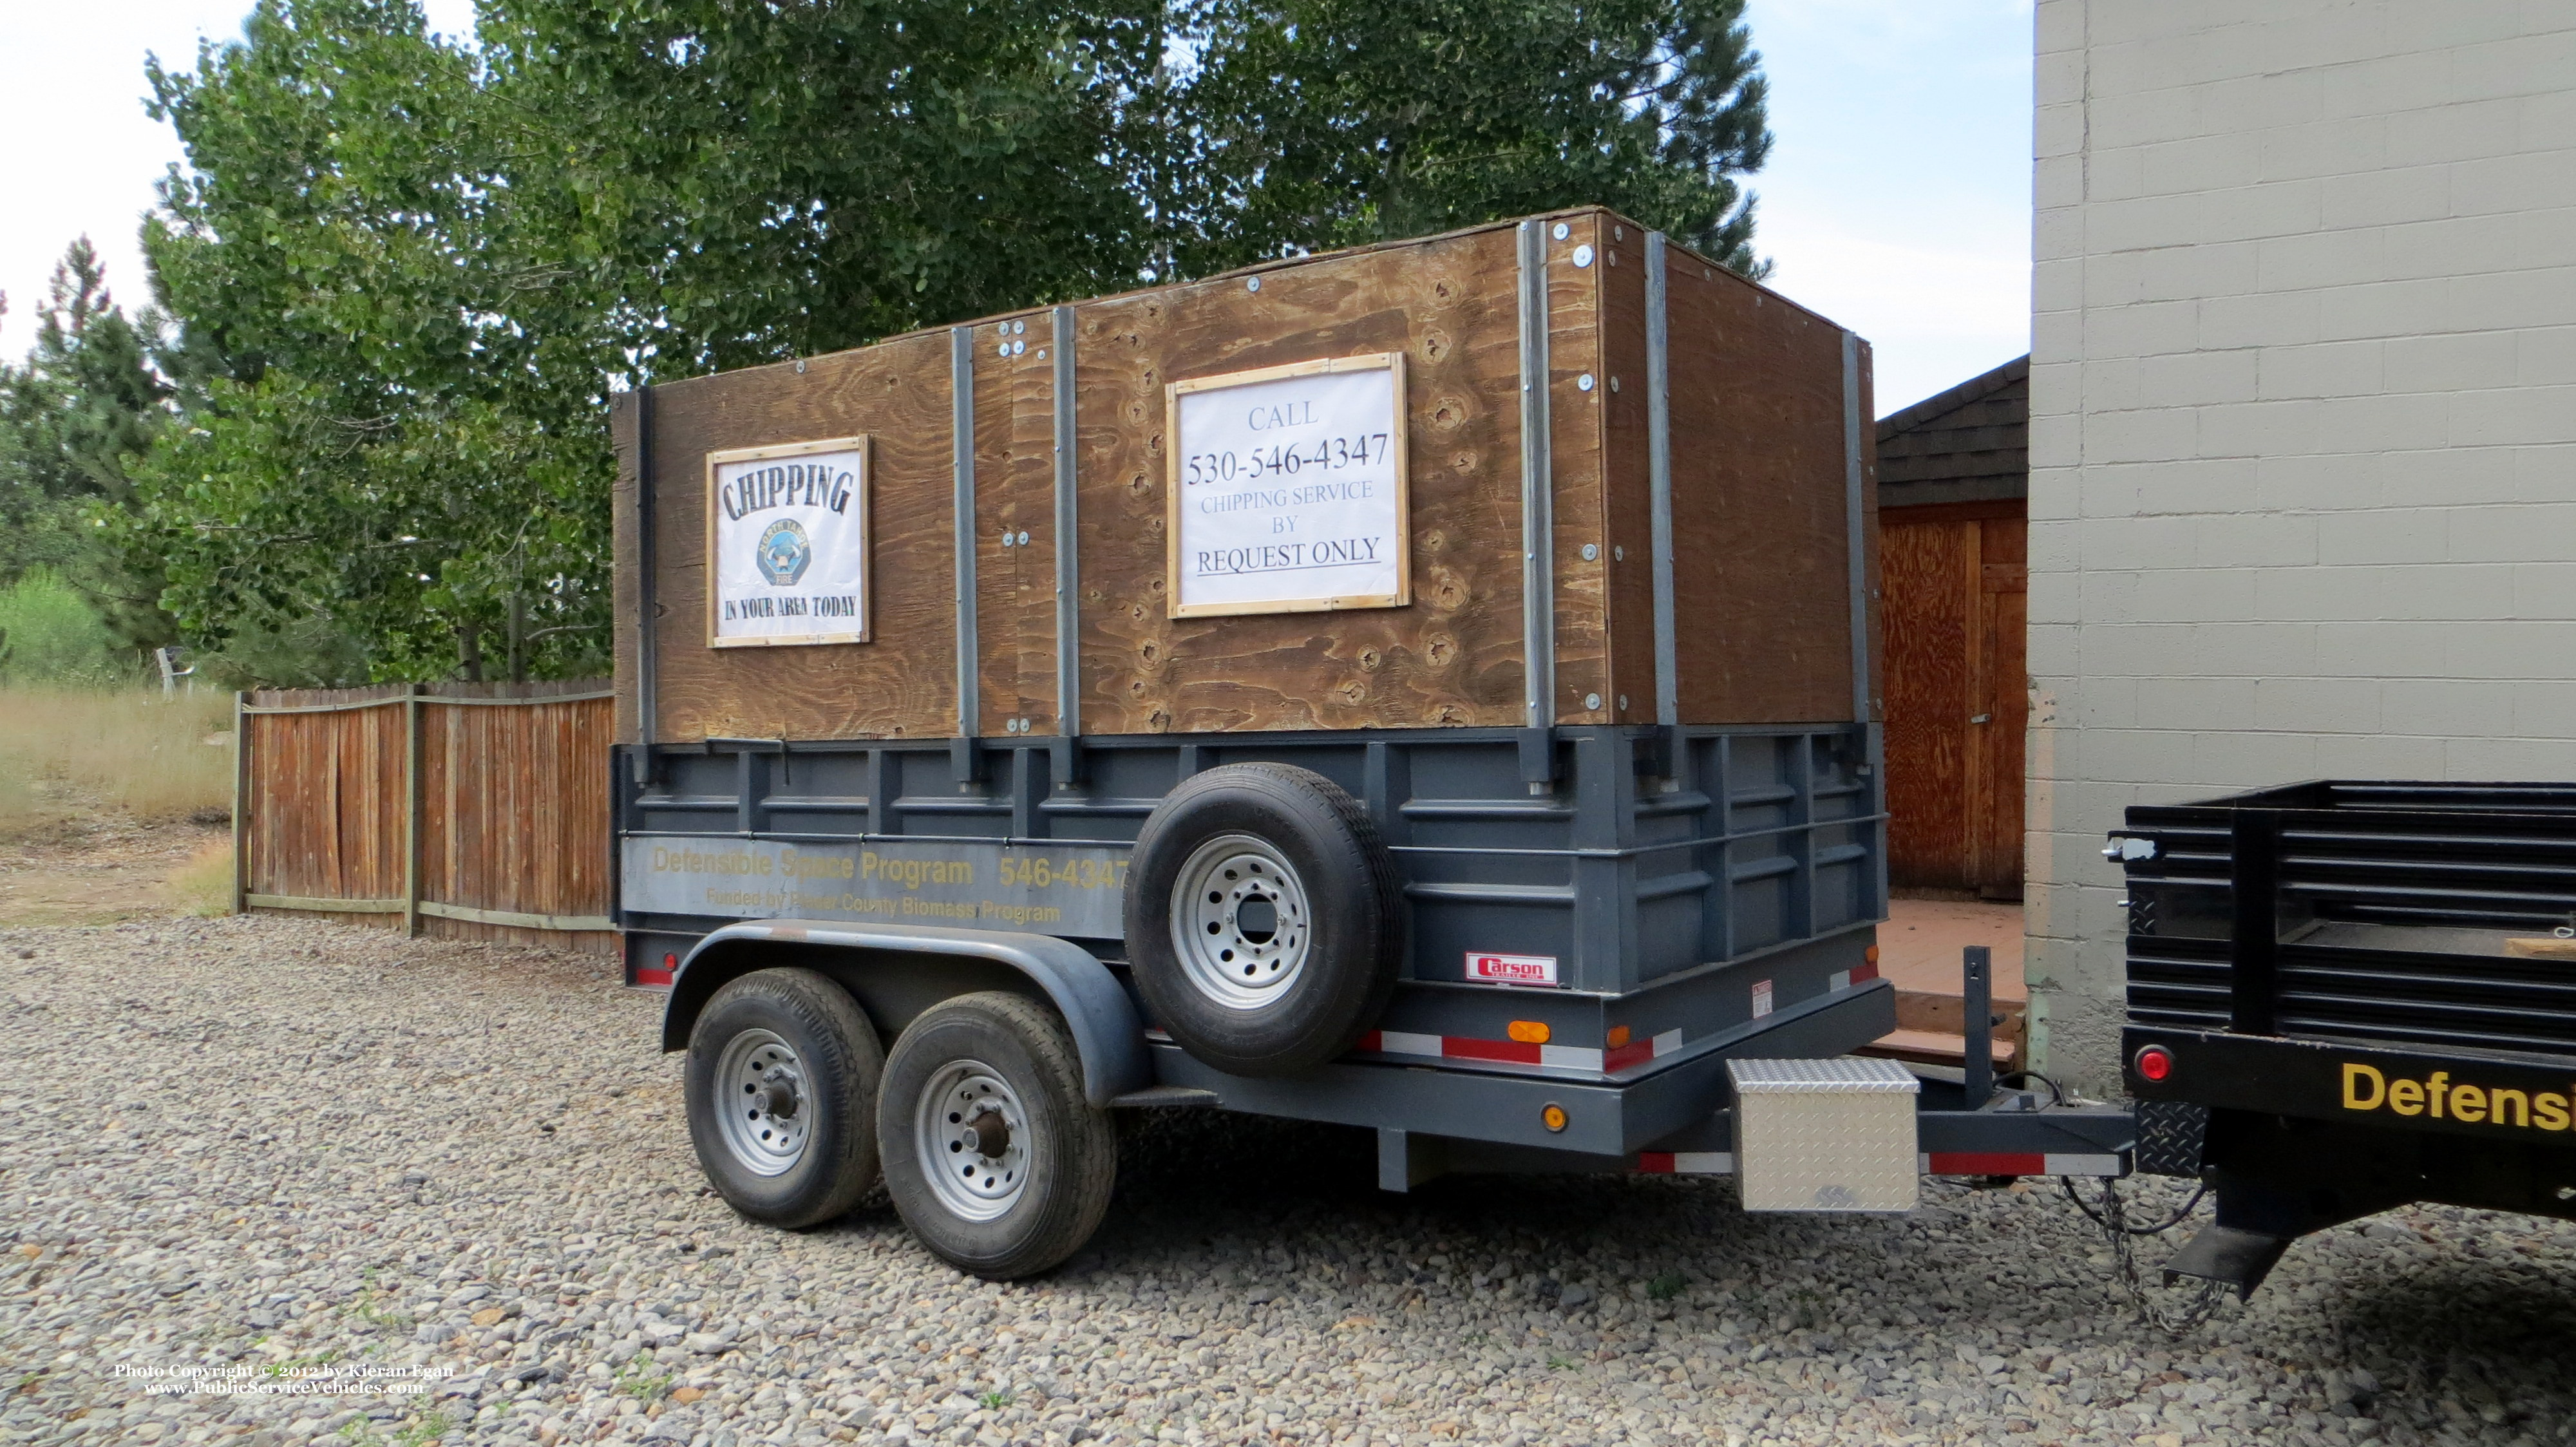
[1633,1151,1733,1175]
[1826,958,1882,992]
[1922,1152,2123,1177]
[1356,1028,1683,1073]
[1633,1150,2121,1178]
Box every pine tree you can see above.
[0,239,180,652]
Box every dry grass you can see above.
[167,838,237,916]
[0,686,236,837]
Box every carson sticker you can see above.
[1466,951,1560,987]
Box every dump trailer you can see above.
[2115,782,2576,1296]
[610,207,2132,1278]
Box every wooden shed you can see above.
[611,209,1878,758]
[1877,355,2029,897]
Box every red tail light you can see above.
[2133,1044,2175,1083]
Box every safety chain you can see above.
[2061,1175,2232,1333]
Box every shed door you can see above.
[1882,500,2026,897]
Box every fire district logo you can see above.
[756,518,811,587]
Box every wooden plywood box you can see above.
[612,208,1877,746]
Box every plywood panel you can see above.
[640,331,962,741]
[616,207,1865,742]
[1882,516,1976,889]
[1069,223,1539,733]
[1543,213,1611,725]
[1595,220,1660,725]
[1663,258,1859,723]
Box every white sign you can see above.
[1166,354,1410,618]
[1466,951,1560,987]
[705,436,871,647]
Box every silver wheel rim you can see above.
[712,1028,811,1177]
[1170,833,1312,1011]
[916,1059,1031,1222]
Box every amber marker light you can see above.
[1541,1103,1569,1133]
[1605,1025,1632,1049]
[2133,1044,2175,1083]
[1508,1020,1551,1045]
[1864,945,1880,965]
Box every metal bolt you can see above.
[794,359,806,374]
[1618,695,1629,711]
[1571,244,1594,269]
[1018,531,1030,545]
[1551,222,1569,241]
[1037,349,1046,359]
[1012,320,1025,334]
[1584,693,1602,710]
[1247,276,1261,292]
[997,342,1010,357]
[1577,374,1595,392]
[1001,531,1014,547]
[1580,544,1598,562]
[1613,545,1624,562]
[1609,375,1620,393]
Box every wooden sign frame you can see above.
[1164,352,1412,620]
[703,434,873,649]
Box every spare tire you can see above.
[1122,762,1406,1076]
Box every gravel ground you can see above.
[6,915,2575,1447]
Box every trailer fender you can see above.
[661,920,1151,1106]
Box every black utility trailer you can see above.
[2116,782,2576,1294]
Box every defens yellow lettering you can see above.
[2490,1088,2530,1129]
[2538,1093,2572,1131]
[2343,1064,2572,1134]
[2451,1084,2486,1124]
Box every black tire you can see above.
[878,992,1117,1280]
[685,967,884,1229]
[1122,762,1406,1076]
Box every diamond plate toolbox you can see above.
[1728,1057,1921,1213]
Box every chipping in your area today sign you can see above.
[1166,354,1411,618]
[706,436,872,647]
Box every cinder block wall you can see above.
[2027,0,2576,1093]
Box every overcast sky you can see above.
[0,0,2031,413]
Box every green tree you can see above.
[0,238,181,656]
[1164,0,1773,276]
[131,0,616,681]
[122,0,1771,685]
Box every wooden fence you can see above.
[235,679,617,954]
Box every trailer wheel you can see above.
[685,968,884,1229]
[878,992,1117,1280]
[1124,762,1405,1075]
